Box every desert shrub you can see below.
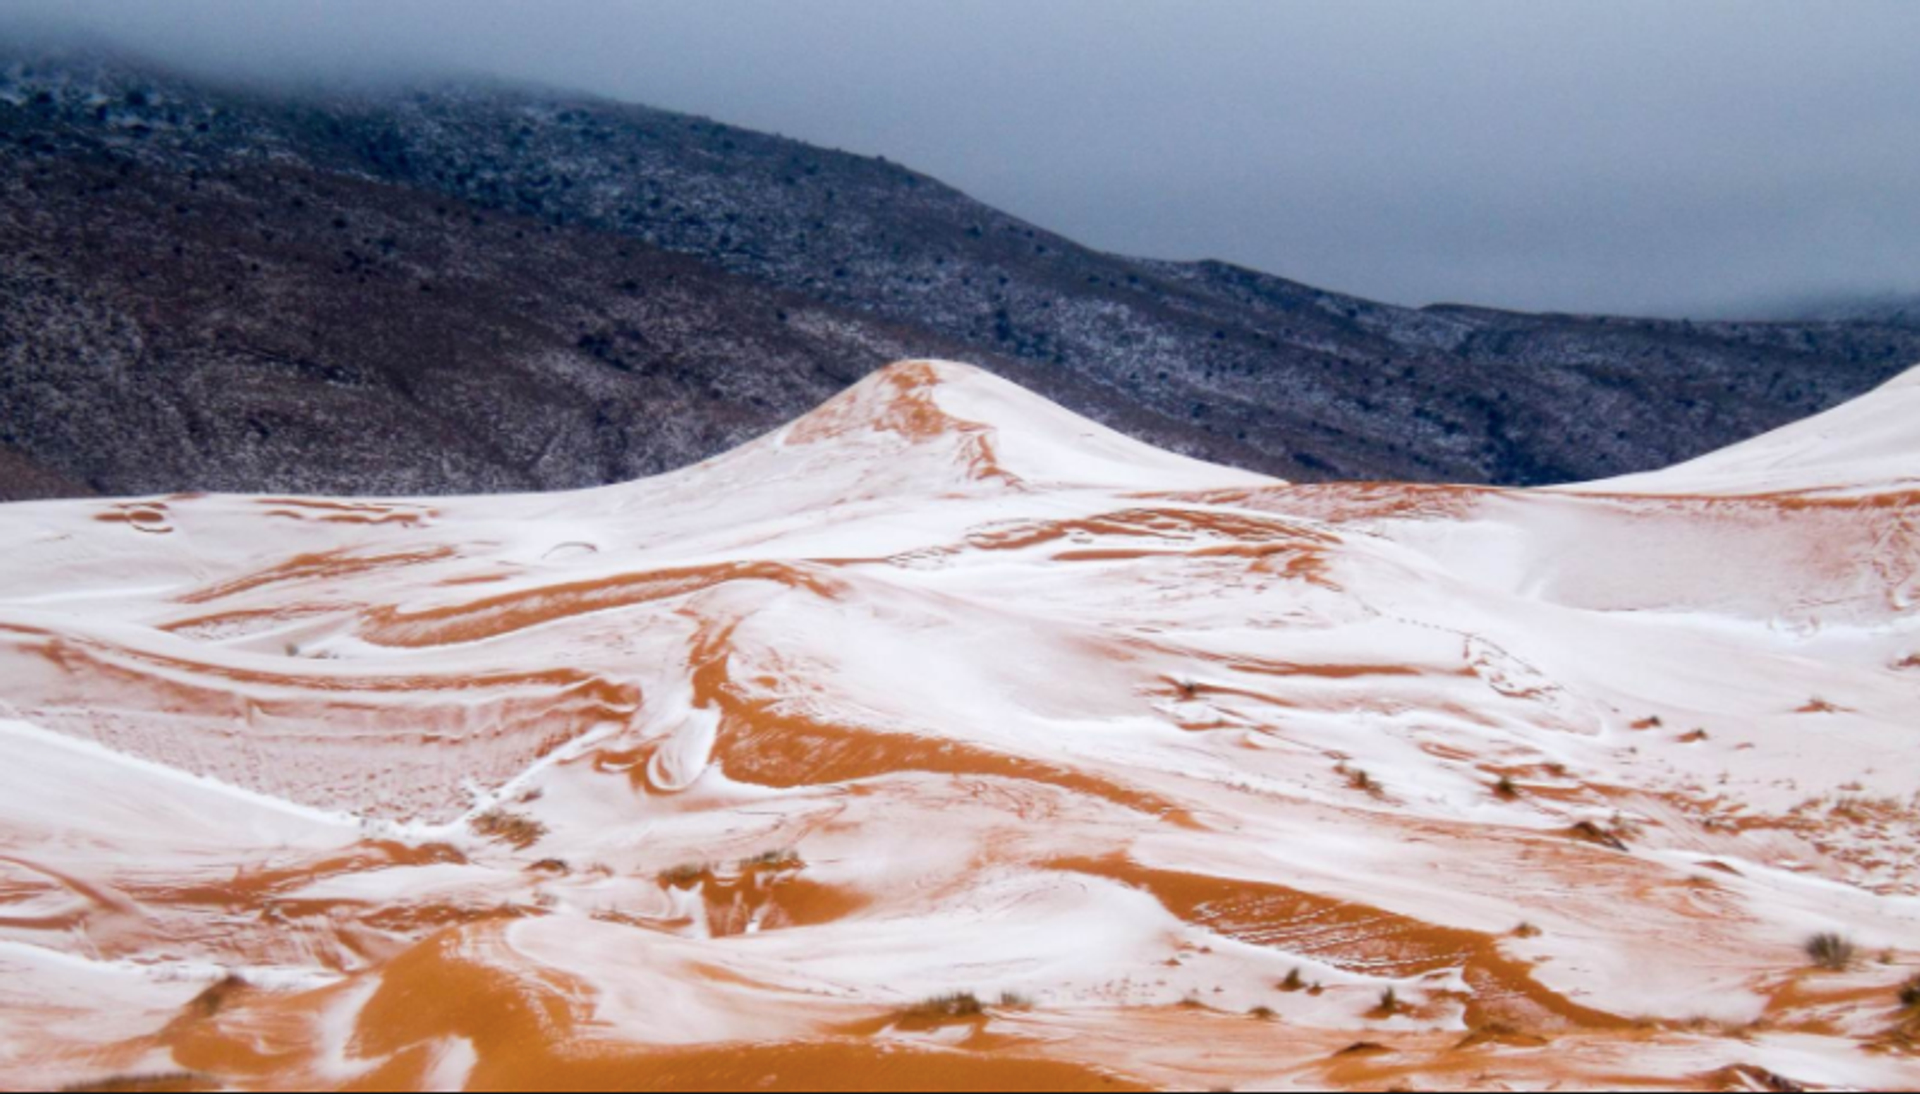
[1495,776,1519,799]
[1899,977,1920,1009]
[185,974,248,1018]
[996,991,1033,1009]
[1570,820,1629,852]
[1249,1005,1277,1020]
[1378,987,1399,1015]
[58,1075,212,1094]
[1806,932,1857,971]
[471,809,547,849]
[1512,922,1542,939]
[908,993,984,1021]
[657,862,711,888]
[1280,968,1305,992]
[741,849,804,872]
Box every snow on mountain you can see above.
[0,361,1916,1091]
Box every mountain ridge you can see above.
[5,45,1920,500]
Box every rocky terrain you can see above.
[5,46,1920,499]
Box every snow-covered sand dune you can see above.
[1,360,1916,1091]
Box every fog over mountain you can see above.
[5,44,1920,501]
[4,0,1918,318]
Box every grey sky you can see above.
[5,0,1918,317]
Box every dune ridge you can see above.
[1,360,1917,1091]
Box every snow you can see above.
[0,359,1916,1089]
[1573,363,1920,497]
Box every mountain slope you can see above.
[5,48,1920,499]
[1,361,1915,1091]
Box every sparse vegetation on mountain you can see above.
[5,47,1920,500]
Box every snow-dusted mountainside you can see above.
[9,47,1920,500]
[1,361,1917,1091]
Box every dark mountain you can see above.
[4,48,1919,500]
[1758,293,1920,330]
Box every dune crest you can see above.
[1,361,1917,1091]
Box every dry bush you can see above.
[471,809,547,849]
[657,862,712,888]
[184,974,248,1019]
[1570,820,1629,852]
[905,993,985,1022]
[58,1075,212,1094]
[740,849,804,872]
[1806,932,1857,972]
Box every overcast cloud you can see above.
[4,0,1918,317]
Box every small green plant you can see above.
[1807,932,1857,972]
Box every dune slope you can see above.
[1,360,1917,1092]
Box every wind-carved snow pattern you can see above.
[0,360,1917,1091]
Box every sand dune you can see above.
[1,361,1916,1091]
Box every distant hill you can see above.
[4,46,1920,499]
[1755,293,1920,329]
